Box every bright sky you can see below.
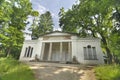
[31,0,77,30]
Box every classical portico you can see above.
[19,31,104,64]
[41,42,72,62]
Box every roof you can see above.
[39,31,79,37]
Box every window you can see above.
[24,48,28,57]
[24,46,33,58]
[83,45,97,60]
[92,47,97,59]
[30,48,33,57]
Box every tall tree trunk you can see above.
[101,34,112,64]
[7,47,12,57]
[105,46,112,64]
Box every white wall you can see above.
[33,40,42,60]
[19,40,38,61]
[73,39,104,64]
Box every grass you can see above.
[0,58,35,80]
[95,65,120,80]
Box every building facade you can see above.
[19,31,104,64]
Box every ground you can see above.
[26,62,96,80]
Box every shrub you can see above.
[95,65,120,80]
[0,58,35,80]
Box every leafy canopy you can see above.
[31,11,54,39]
[0,0,35,58]
[59,0,120,63]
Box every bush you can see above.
[0,58,35,80]
[0,52,5,57]
[95,65,120,80]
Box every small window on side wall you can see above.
[24,46,33,58]
[83,45,97,60]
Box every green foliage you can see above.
[59,0,120,63]
[95,65,120,80]
[109,31,120,55]
[31,11,54,39]
[31,11,39,17]
[0,0,35,58]
[0,58,35,80]
[0,51,5,57]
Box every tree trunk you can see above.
[7,47,12,57]
[101,34,112,64]
[105,47,112,64]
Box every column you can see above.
[60,42,63,61]
[40,43,45,60]
[48,42,52,61]
[68,42,71,61]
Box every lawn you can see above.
[95,65,120,80]
[0,58,35,80]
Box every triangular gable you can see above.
[40,31,78,37]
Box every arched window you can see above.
[27,46,31,57]
[24,46,33,58]
[24,47,28,57]
[83,45,97,60]
[30,48,33,57]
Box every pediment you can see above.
[40,31,77,37]
[44,32,71,36]
[39,31,78,40]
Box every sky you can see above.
[30,0,77,30]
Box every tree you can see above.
[0,0,34,58]
[59,0,120,64]
[31,11,54,39]
[108,29,120,63]
[109,7,120,63]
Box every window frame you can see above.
[24,46,33,58]
[83,45,97,60]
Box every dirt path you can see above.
[26,62,96,80]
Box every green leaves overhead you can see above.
[59,0,120,63]
[31,11,54,39]
[0,0,34,57]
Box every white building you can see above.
[19,31,104,64]
[23,31,32,40]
